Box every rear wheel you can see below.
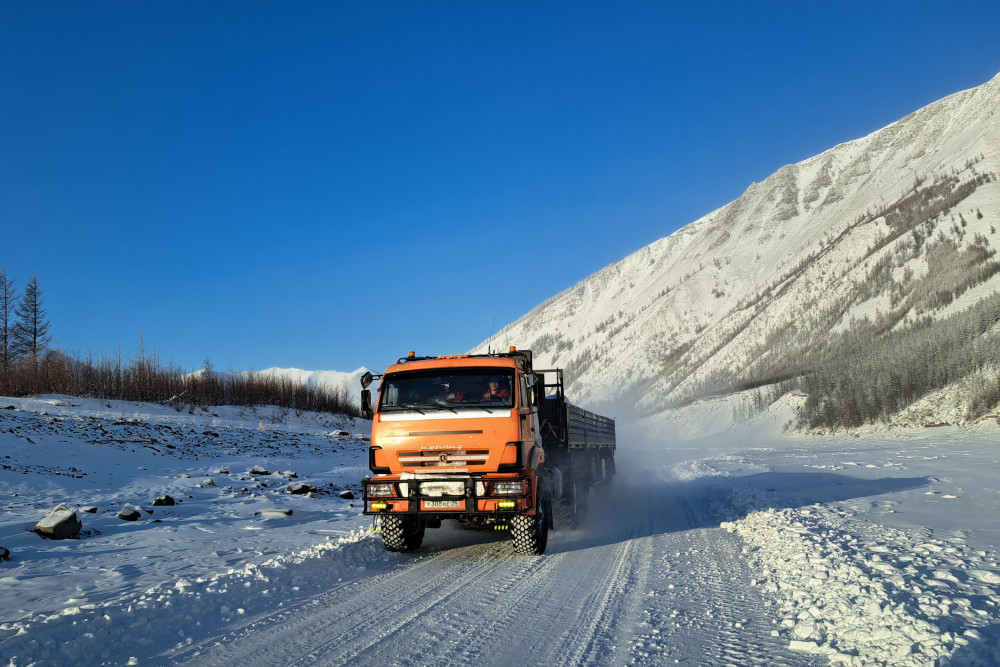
[380,515,426,552]
[511,495,549,555]
[554,478,588,529]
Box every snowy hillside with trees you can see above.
[476,72,1000,433]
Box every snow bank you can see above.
[0,530,397,664]
[0,396,392,665]
[722,503,999,664]
[701,447,1000,666]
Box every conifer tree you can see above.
[12,275,51,369]
[0,269,15,372]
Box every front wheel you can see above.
[380,515,426,552]
[511,498,549,555]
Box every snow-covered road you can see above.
[3,397,1000,666]
[171,447,815,667]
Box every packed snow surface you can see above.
[2,395,1000,665]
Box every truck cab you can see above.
[361,348,551,554]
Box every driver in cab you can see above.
[482,378,510,402]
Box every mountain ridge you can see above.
[474,71,1000,430]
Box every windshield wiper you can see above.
[399,402,459,414]
[448,400,506,413]
[381,404,426,414]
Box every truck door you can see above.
[519,373,542,448]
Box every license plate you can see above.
[424,500,461,509]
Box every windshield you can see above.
[379,368,515,411]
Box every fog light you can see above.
[493,480,523,495]
[498,500,516,509]
[370,501,388,511]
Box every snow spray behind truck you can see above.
[360,348,616,555]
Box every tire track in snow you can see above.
[289,546,515,666]
[339,543,566,667]
[543,530,646,665]
[622,466,824,666]
[173,455,826,667]
[408,549,567,666]
[173,520,651,667]
[175,538,518,666]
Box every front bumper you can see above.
[362,475,533,516]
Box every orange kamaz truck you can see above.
[360,348,615,555]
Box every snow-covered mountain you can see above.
[475,72,1000,429]
[254,366,371,392]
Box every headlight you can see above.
[368,483,394,497]
[493,480,524,495]
[420,481,465,497]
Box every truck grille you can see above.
[397,450,490,467]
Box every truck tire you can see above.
[554,479,588,529]
[511,498,549,555]
[380,515,426,552]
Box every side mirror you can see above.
[361,389,374,420]
[360,371,374,389]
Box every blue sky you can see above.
[3,1,999,376]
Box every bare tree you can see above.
[12,275,51,370]
[0,268,15,373]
